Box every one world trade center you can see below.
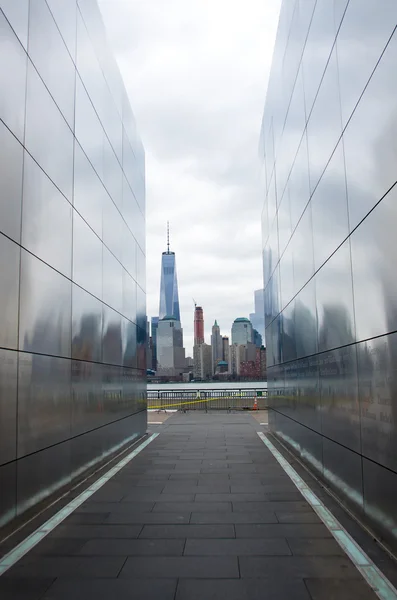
[159,224,181,321]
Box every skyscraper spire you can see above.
[159,222,180,321]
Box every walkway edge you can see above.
[257,431,397,600]
[0,433,159,576]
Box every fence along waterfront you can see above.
[147,388,268,411]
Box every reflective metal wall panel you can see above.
[46,0,77,61]
[19,249,72,358]
[102,305,122,366]
[0,10,27,142]
[0,120,24,242]
[315,241,355,353]
[322,437,364,512]
[362,456,397,549]
[263,0,397,549]
[319,345,360,453]
[21,152,73,278]
[25,60,74,201]
[0,349,18,465]
[0,462,17,527]
[0,0,146,527]
[351,185,397,342]
[357,333,397,474]
[16,440,72,516]
[0,0,29,49]
[0,234,20,349]
[72,211,103,300]
[17,353,72,457]
[28,0,76,128]
[72,284,103,363]
[73,142,104,238]
[71,360,103,437]
[343,29,397,231]
[103,247,123,314]
[70,410,146,478]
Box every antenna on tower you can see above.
[193,298,197,309]
[167,221,170,253]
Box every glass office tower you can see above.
[0,0,146,526]
[159,251,181,321]
[261,0,397,549]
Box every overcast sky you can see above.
[99,0,281,354]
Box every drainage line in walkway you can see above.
[0,433,159,576]
[257,431,397,600]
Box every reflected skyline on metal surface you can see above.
[0,0,146,527]
[262,0,397,550]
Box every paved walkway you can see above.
[0,413,379,599]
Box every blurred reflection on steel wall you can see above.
[261,0,397,549]
[0,0,146,526]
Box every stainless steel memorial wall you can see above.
[0,0,146,527]
[261,0,397,548]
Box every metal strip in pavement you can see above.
[257,431,397,600]
[0,433,159,576]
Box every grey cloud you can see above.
[99,0,281,353]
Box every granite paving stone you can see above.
[139,524,235,538]
[235,524,333,538]
[276,510,321,524]
[121,492,195,502]
[175,578,312,600]
[152,501,232,512]
[287,538,345,556]
[195,493,271,502]
[29,539,87,556]
[5,557,126,578]
[0,578,55,600]
[230,484,296,493]
[88,490,125,502]
[162,476,200,483]
[64,513,110,524]
[304,577,378,599]
[0,412,379,600]
[239,556,361,579]
[190,512,279,524]
[41,578,178,600]
[119,556,239,579]
[232,501,310,512]
[183,538,291,555]
[50,525,143,539]
[77,501,155,513]
[78,538,185,556]
[106,512,191,524]
[161,484,231,494]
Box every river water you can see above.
[147,381,267,390]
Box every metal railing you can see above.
[147,388,268,411]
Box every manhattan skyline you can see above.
[98,0,281,354]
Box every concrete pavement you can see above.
[0,412,384,599]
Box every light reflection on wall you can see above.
[0,0,146,527]
[261,0,397,550]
